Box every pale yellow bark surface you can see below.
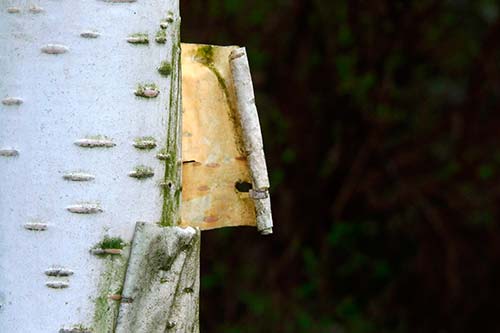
[180,44,257,230]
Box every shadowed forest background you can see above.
[181,1,500,332]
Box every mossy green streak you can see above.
[195,45,245,154]
[92,246,129,332]
[160,20,182,227]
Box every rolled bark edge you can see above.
[229,47,273,235]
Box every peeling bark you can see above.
[230,48,273,234]
[115,223,200,333]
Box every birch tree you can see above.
[0,1,188,331]
[0,1,271,332]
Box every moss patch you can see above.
[98,236,125,250]
[194,45,246,154]
[195,45,214,65]
[93,246,129,332]
[155,29,167,44]
[60,324,92,333]
[158,61,173,77]
[156,147,170,160]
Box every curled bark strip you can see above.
[249,189,268,199]
[229,47,273,234]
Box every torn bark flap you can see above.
[115,223,200,333]
[180,43,273,234]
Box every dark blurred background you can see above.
[181,1,500,332]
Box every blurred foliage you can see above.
[182,0,500,332]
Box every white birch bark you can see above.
[0,1,185,332]
[229,48,273,235]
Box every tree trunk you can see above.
[0,1,194,332]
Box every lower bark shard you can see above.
[115,223,200,333]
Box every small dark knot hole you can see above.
[235,181,252,192]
